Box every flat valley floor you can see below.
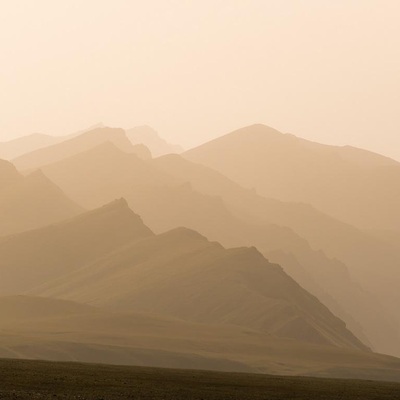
[1,359,400,400]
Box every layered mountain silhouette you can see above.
[126,126,183,156]
[0,123,107,161]
[2,122,400,382]
[0,160,82,236]
[39,141,178,208]
[34,141,398,355]
[12,127,151,171]
[185,124,400,231]
[0,133,62,160]
[0,199,151,293]
[0,199,365,351]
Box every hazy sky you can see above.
[1,1,399,159]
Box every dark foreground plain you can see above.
[1,359,400,400]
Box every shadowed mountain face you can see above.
[0,160,83,236]
[184,124,400,231]
[126,126,183,157]
[0,199,152,294]
[12,127,151,171]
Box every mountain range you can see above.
[1,123,400,382]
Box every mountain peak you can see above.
[60,198,154,239]
[233,124,284,137]
[100,197,130,211]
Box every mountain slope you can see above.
[39,142,178,209]
[149,154,400,355]
[185,124,400,231]
[34,144,395,354]
[0,199,152,294]
[12,127,150,171]
[0,160,83,236]
[35,226,367,351]
[0,133,62,160]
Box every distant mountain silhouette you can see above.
[0,123,107,161]
[185,124,400,231]
[39,142,177,208]
[25,215,366,351]
[12,127,150,171]
[0,133,62,160]
[126,126,183,157]
[34,142,399,355]
[0,160,82,236]
[0,199,152,294]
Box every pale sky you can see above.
[1,0,399,159]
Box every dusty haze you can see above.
[2,1,400,394]
[1,0,400,159]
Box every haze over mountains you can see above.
[126,125,183,157]
[31,129,399,356]
[1,124,181,165]
[1,123,400,382]
[185,124,400,231]
[0,160,82,236]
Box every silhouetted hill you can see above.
[0,199,152,294]
[35,224,367,351]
